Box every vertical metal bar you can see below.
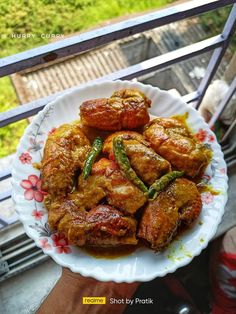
[208,76,236,128]
[220,117,236,144]
[196,4,236,108]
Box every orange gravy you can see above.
[197,184,220,195]
[81,243,144,259]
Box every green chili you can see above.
[148,171,184,200]
[83,137,103,179]
[113,137,148,194]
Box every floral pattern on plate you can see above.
[20,174,46,202]
[11,81,228,283]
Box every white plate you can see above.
[11,80,228,283]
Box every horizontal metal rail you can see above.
[1,242,36,261]
[0,222,26,247]
[0,34,226,127]
[0,254,48,282]
[8,250,42,268]
[0,0,234,77]
[0,219,8,227]
[0,170,11,181]
[2,238,32,255]
[0,191,11,202]
[182,91,200,104]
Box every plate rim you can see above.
[11,80,228,282]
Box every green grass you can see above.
[200,5,235,52]
[0,0,174,158]
[0,76,28,158]
[0,0,174,58]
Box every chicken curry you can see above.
[41,89,211,254]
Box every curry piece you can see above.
[68,169,108,210]
[41,123,91,197]
[70,158,147,215]
[103,131,171,185]
[80,89,151,131]
[92,158,147,214]
[49,202,137,246]
[138,178,202,251]
[85,205,138,246]
[143,117,211,178]
[47,197,69,230]
[54,200,87,246]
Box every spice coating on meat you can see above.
[71,158,147,214]
[80,89,151,131]
[138,178,202,251]
[103,131,171,185]
[41,123,91,197]
[49,203,137,246]
[41,88,208,252]
[143,117,211,178]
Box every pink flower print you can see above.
[20,174,47,202]
[39,238,51,250]
[195,129,208,142]
[208,134,215,143]
[32,209,45,220]
[19,152,32,164]
[220,168,226,174]
[201,192,214,204]
[52,233,71,254]
[48,127,57,135]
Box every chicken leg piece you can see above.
[143,117,211,178]
[138,178,202,251]
[49,203,138,246]
[41,123,91,197]
[80,89,151,131]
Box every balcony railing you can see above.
[0,0,236,280]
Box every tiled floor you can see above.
[0,259,61,314]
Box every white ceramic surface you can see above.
[11,81,228,283]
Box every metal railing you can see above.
[0,0,235,128]
[0,0,234,203]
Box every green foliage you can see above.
[0,0,174,58]
[200,5,235,51]
[0,0,175,158]
[0,77,28,158]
